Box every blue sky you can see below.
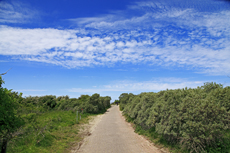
[0,0,230,102]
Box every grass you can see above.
[7,110,94,153]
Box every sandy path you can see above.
[76,105,165,153]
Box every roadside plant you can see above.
[0,76,24,153]
[120,83,230,152]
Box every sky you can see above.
[0,0,230,102]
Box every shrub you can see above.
[120,83,230,152]
[0,76,24,153]
[119,93,134,111]
[38,95,57,109]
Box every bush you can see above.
[120,83,230,152]
[56,94,111,114]
[38,95,57,109]
[0,76,24,153]
[119,93,134,111]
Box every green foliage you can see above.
[7,110,92,153]
[73,94,111,114]
[111,100,120,105]
[0,76,24,153]
[57,99,80,111]
[120,83,230,153]
[119,93,134,110]
[38,95,57,109]
[201,82,223,93]
[0,75,111,153]
[19,93,111,114]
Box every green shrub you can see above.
[0,76,25,153]
[38,95,57,109]
[119,93,134,110]
[120,83,230,153]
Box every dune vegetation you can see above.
[119,82,230,153]
[0,76,111,153]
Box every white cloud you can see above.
[0,25,230,75]
[68,78,205,93]
[116,41,125,48]
[0,1,230,75]
[0,1,39,23]
[14,89,47,92]
[67,77,222,101]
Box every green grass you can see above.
[7,110,94,153]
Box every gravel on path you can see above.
[76,105,166,153]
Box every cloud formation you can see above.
[0,1,230,75]
[68,78,205,93]
[0,1,39,23]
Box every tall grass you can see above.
[7,110,93,153]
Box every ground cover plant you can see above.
[120,82,230,153]
[0,76,111,153]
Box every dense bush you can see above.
[19,93,111,114]
[79,94,111,114]
[38,95,57,109]
[0,76,24,153]
[120,82,230,153]
[119,93,134,111]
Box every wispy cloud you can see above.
[0,1,230,75]
[68,77,205,93]
[14,89,47,92]
[0,60,8,62]
[0,1,39,23]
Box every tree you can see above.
[0,76,24,153]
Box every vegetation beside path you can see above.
[119,82,230,153]
[0,76,111,153]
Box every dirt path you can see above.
[75,105,166,153]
